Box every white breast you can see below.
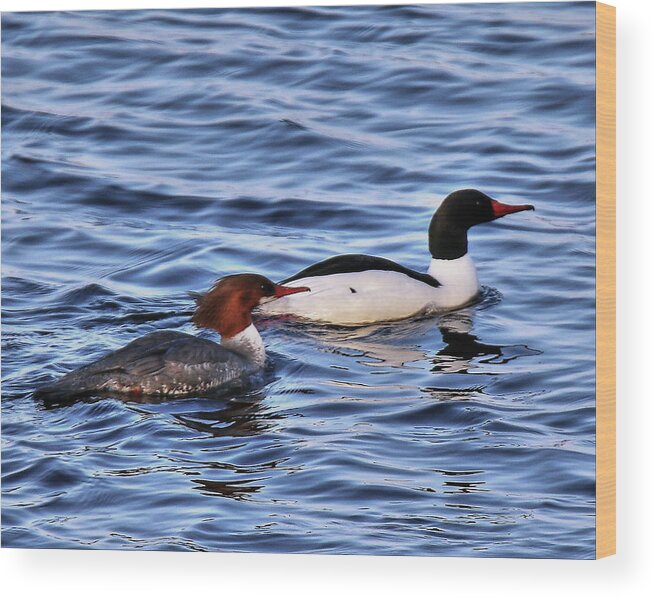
[427,255,480,308]
[259,256,479,326]
[220,324,266,369]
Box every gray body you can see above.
[36,330,257,400]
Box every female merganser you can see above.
[259,189,534,325]
[35,274,309,399]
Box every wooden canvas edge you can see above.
[595,1,616,559]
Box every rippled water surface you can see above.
[2,3,596,558]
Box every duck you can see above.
[258,189,534,325]
[35,274,309,399]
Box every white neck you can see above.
[428,254,480,300]
[220,324,266,368]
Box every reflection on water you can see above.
[282,302,541,376]
[173,393,279,438]
[2,3,596,557]
[432,309,542,374]
[192,477,265,501]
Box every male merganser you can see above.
[259,189,534,325]
[35,274,309,399]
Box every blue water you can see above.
[1,3,596,558]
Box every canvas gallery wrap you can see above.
[1,2,615,559]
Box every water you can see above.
[1,3,596,558]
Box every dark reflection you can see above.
[176,396,283,500]
[433,326,503,372]
[443,480,488,494]
[435,469,484,476]
[36,386,285,501]
[431,310,541,374]
[172,394,282,438]
[191,477,265,500]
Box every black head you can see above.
[429,189,534,260]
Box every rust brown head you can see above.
[192,274,309,338]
